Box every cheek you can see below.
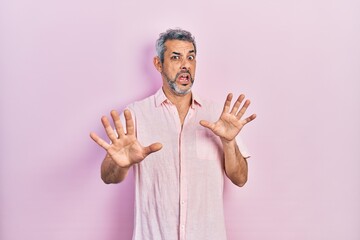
[191,62,196,69]
[170,66,181,74]
[191,63,196,75]
[164,63,179,71]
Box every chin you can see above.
[175,86,193,95]
[169,82,192,96]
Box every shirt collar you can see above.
[155,88,203,108]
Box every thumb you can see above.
[143,142,163,156]
[199,120,214,130]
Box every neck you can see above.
[162,87,192,125]
[162,86,192,108]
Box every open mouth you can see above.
[177,73,190,85]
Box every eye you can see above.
[188,55,195,60]
[171,55,180,60]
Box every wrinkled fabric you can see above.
[122,88,250,240]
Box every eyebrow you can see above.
[171,50,195,55]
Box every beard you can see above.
[164,70,195,96]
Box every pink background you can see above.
[1,0,359,239]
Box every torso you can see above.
[125,88,248,240]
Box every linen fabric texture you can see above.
[119,88,250,240]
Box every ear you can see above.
[153,56,162,73]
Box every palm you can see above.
[106,136,146,167]
[210,112,245,141]
[90,110,162,168]
[200,94,256,142]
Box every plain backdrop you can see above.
[1,0,359,239]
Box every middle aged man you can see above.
[90,28,256,240]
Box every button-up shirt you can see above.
[125,88,250,240]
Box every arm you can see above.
[100,154,130,184]
[222,139,248,187]
[200,93,256,187]
[90,109,162,184]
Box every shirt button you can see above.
[181,200,185,205]
[181,225,185,230]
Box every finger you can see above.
[222,93,233,114]
[143,142,163,157]
[242,114,257,125]
[101,116,118,142]
[111,110,125,138]
[124,109,135,135]
[236,99,251,119]
[230,94,245,115]
[90,132,111,150]
[199,120,215,131]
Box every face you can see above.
[155,40,196,96]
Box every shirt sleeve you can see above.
[236,135,251,159]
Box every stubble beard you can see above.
[164,71,195,96]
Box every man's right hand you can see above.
[90,109,163,168]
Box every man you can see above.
[90,29,256,240]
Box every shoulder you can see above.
[127,92,157,114]
[195,94,223,119]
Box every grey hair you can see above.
[155,28,197,63]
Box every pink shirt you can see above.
[126,88,250,240]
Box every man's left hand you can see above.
[200,93,256,142]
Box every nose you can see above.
[180,59,190,71]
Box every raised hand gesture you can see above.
[90,110,162,168]
[200,93,256,142]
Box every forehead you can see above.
[164,40,195,54]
